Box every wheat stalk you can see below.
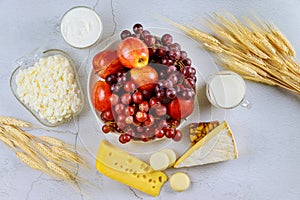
[16,151,44,170]
[165,14,300,94]
[0,116,87,188]
[0,116,32,128]
[38,136,75,149]
[51,146,87,167]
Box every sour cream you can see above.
[61,6,102,48]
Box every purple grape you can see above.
[144,35,156,46]
[168,74,178,84]
[148,47,156,59]
[141,30,151,38]
[166,88,176,99]
[120,30,131,40]
[105,74,118,85]
[163,80,173,88]
[169,43,181,50]
[157,46,169,57]
[133,23,143,34]
[183,58,192,66]
[168,48,181,60]
[161,34,173,45]
[180,51,187,59]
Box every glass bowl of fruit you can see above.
[87,24,225,155]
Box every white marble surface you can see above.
[0,0,300,200]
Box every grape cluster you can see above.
[100,23,197,144]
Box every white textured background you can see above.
[0,0,299,200]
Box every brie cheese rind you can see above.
[174,121,238,168]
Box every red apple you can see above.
[130,65,158,91]
[167,97,194,120]
[93,50,124,79]
[92,81,112,112]
[117,37,149,68]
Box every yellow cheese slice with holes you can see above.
[96,140,168,196]
[174,121,238,168]
[96,140,153,173]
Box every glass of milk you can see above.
[206,70,251,109]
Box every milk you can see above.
[206,71,246,109]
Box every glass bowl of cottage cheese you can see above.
[10,48,84,127]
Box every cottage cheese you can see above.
[16,55,82,124]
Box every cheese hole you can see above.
[148,178,152,183]
[143,175,146,179]
[152,186,155,189]
[137,174,140,178]
[127,159,132,163]
[114,162,118,166]
[108,152,112,156]
[158,176,162,183]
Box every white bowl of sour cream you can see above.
[60,6,103,48]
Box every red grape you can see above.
[143,114,154,127]
[156,119,168,129]
[136,126,145,133]
[155,104,167,116]
[149,97,161,108]
[140,134,149,142]
[117,121,126,129]
[173,129,183,141]
[124,81,136,92]
[103,109,114,121]
[135,111,147,122]
[154,128,165,138]
[139,101,149,112]
[110,94,120,105]
[119,134,131,144]
[117,114,126,123]
[121,93,132,105]
[102,125,110,133]
[126,129,136,138]
[164,128,176,138]
[115,104,125,114]
[125,116,133,124]
[132,91,143,103]
[125,106,135,116]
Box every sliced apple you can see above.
[93,50,124,79]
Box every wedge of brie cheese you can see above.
[174,121,238,168]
